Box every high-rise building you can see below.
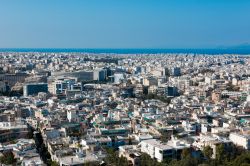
[93,69,107,81]
[23,83,48,97]
[171,67,181,76]
[48,77,76,95]
[165,86,179,97]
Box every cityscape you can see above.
[0,52,250,166]
[1,1,250,166]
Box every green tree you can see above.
[140,153,158,166]
[49,161,59,166]
[169,155,199,166]
[104,148,129,166]
[181,155,199,166]
[229,152,250,166]
[203,146,213,160]
[0,151,16,165]
[160,133,169,143]
[216,144,226,163]
[84,161,100,166]
[181,148,191,159]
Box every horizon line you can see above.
[0,47,250,50]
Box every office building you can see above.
[23,83,48,97]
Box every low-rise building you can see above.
[229,132,250,150]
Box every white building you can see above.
[67,110,78,122]
[229,133,250,150]
[114,73,125,84]
[140,139,173,162]
[93,69,107,81]
[139,138,190,162]
[192,134,232,159]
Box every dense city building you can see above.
[0,52,250,165]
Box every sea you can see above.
[0,48,250,55]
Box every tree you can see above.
[203,146,213,160]
[181,148,191,159]
[84,161,100,166]
[169,155,199,166]
[49,161,59,166]
[226,83,240,91]
[142,93,171,104]
[229,152,250,166]
[0,151,16,165]
[180,155,199,166]
[104,148,130,166]
[140,153,160,166]
[77,143,82,148]
[160,132,169,143]
[216,144,226,163]
[107,101,118,109]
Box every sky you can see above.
[0,0,250,49]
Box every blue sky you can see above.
[0,0,249,48]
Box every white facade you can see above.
[114,73,124,84]
[67,110,77,122]
[229,133,250,150]
[140,138,190,162]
